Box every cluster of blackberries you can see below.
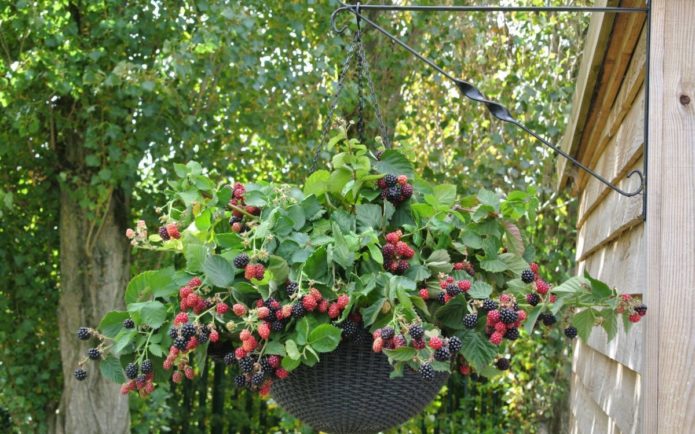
[336,312,364,342]
[178,277,215,315]
[228,354,288,395]
[235,252,266,281]
[74,327,103,382]
[168,320,217,355]
[435,274,472,304]
[377,174,413,205]
[538,312,557,326]
[371,325,406,352]
[484,294,527,346]
[382,230,413,275]
[617,294,648,323]
[158,223,181,241]
[229,182,260,233]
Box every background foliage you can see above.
[0,0,588,432]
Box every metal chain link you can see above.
[355,32,391,149]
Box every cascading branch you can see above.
[74,128,646,397]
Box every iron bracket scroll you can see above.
[331,2,650,219]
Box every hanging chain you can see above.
[355,30,392,149]
[355,5,367,144]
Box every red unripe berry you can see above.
[549,294,557,303]
[302,295,317,311]
[372,337,384,353]
[259,384,271,396]
[429,336,443,350]
[446,276,455,283]
[275,368,289,379]
[166,223,181,239]
[209,330,219,343]
[281,305,293,318]
[144,382,155,394]
[318,299,329,313]
[255,299,265,308]
[184,366,195,380]
[254,264,265,280]
[419,288,430,299]
[257,306,270,319]
[489,332,503,345]
[180,286,193,300]
[444,294,451,303]
[337,294,350,309]
[457,280,471,291]
[385,230,402,244]
[487,310,501,324]
[169,346,179,356]
[535,279,550,295]
[453,262,465,271]
[275,309,285,320]
[193,300,207,314]
[397,175,408,185]
[216,303,229,315]
[242,336,258,352]
[258,322,271,340]
[244,264,256,280]
[494,322,507,333]
[269,299,280,310]
[517,310,527,321]
[412,338,425,349]
[234,348,247,359]
[372,329,382,339]
[530,262,539,274]
[377,178,387,189]
[310,287,323,301]
[186,336,199,350]
[459,364,471,375]
[439,280,448,289]
[188,277,202,287]
[500,294,512,304]
[268,355,281,368]
[621,294,632,301]
[232,222,243,233]
[239,329,252,341]
[120,383,131,395]
[172,371,183,383]
[245,205,260,215]
[395,241,410,257]
[393,335,406,348]
[232,303,247,316]
[163,359,173,370]
[174,312,189,325]
[179,299,187,311]
[186,293,199,308]
[629,313,641,323]
[389,261,399,272]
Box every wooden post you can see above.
[645,1,695,432]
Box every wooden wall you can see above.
[560,2,647,432]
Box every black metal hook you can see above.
[330,2,646,198]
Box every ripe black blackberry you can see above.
[223,353,235,366]
[285,281,299,297]
[383,174,397,187]
[495,358,510,371]
[197,328,210,344]
[419,363,435,381]
[141,360,153,374]
[499,308,518,325]
[408,324,425,340]
[77,327,91,340]
[251,372,265,386]
[395,260,409,274]
[481,299,498,312]
[74,367,88,381]
[239,357,254,373]
[158,226,170,241]
[401,184,413,199]
[386,186,401,202]
[341,320,359,339]
[526,293,541,306]
[434,347,450,361]
[123,318,135,329]
[229,215,242,224]
[635,304,648,316]
[504,328,520,341]
[181,323,196,339]
[264,297,278,309]
[233,253,250,269]
[271,320,285,332]
[380,327,395,340]
[542,312,557,326]
[233,375,246,387]
[437,292,446,304]
[448,336,462,354]
[291,303,306,318]
[564,326,578,339]
[446,283,461,297]
[521,269,535,284]
[87,348,101,360]
[125,363,139,380]
[174,336,187,350]
[168,327,179,339]
[259,357,271,372]
[463,313,478,329]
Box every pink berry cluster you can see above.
[229,182,261,233]
[243,263,266,281]
[382,230,414,275]
[453,260,476,276]
[432,274,472,304]
[125,219,148,246]
[158,223,181,241]
[485,294,527,346]
[377,174,414,205]
[617,294,648,323]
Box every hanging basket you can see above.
[270,331,449,434]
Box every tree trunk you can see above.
[55,186,130,434]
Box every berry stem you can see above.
[228,204,259,220]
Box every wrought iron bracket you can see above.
[331,1,650,219]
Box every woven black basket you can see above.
[270,332,449,434]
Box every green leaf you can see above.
[304,246,328,282]
[434,295,468,329]
[405,265,431,282]
[426,249,452,273]
[301,195,324,220]
[304,170,330,197]
[461,231,483,249]
[356,203,383,231]
[287,205,306,230]
[600,309,618,341]
[184,243,207,273]
[468,281,493,299]
[285,340,300,360]
[479,258,508,273]
[216,232,244,249]
[585,272,613,299]
[499,253,528,275]
[125,269,177,304]
[501,221,525,255]
[203,255,236,288]
[268,255,289,284]
[296,317,310,346]
[384,347,417,362]
[99,354,125,383]
[389,363,404,379]
[307,324,342,353]
[281,356,301,372]
[361,297,386,326]
[458,329,498,372]
[572,309,597,341]
[524,305,544,335]
[367,243,384,264]
[128,301,167,329]
[113,330,136,354]
[264,340,286,357]
[477,189,500,211]
[432,184,457,206]
[553,276,589,295]
[98,311,130,338]
[373,150,415,179]
[149,343,163,358]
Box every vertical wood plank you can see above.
[646,1,695,432]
